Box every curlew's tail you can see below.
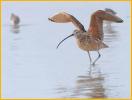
[77,39,108,51]
[100,42,109,49]
[90,42,108,51]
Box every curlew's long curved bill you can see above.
[56,34,74,49]
[48,12,86,32]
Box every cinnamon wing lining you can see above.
[48,12,86,32]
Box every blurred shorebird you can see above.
[48,10,123,65]
[10,13,20,26]
[105,8,117,29]
[105,8,117,15]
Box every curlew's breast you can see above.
[76,34,108,51]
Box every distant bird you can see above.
[105,8,117,15]
[105,8,117,29]
[48,10,123,65]
[10,13,20,26]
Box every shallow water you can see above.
[2,2,130,98]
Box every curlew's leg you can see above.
[87,51,92,64]
[92,40,101,65]
[92,51,101,65]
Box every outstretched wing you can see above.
[48,12,86,32]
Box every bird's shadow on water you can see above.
[56,64,107,98]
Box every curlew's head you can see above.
[93,10,123,23]
[56,30,82,49]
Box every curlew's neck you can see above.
[88,14,103,40]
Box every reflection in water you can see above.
[10,25,21,51]
[104,26,119,43]
[10,25,20,34]
[9,24,34,66]
[72,67,106,98]
[105,22,112,32]
[56,66,107,98]
[10,24,22,66]
[104,20,117,34]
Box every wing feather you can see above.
[48,12,86,32]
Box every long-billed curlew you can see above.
[48,10,123,65]
[10,13,20,26]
